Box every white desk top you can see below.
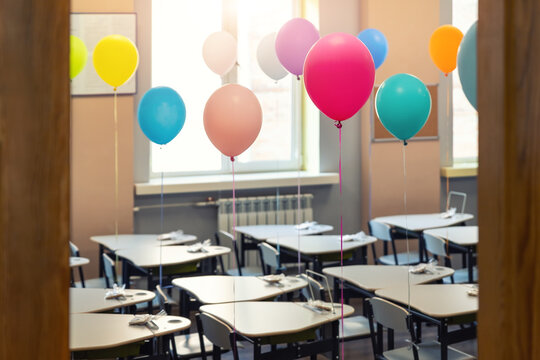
[172,275,307,304]
[69,288,155,314]
[424,226,478,246]
[116,245,230,268]
[374,213,474,232]
[375,284,478,318]
[90,234,198,251]
[70,313,190,351]
[235,224,333,240]
[323,265,455,292]
[200,301,354,337]
[266,235,377,255]
[70,257,90,268]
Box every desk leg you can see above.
[253,338,262,360]
[331,320,339,360]
[467,247,474,283]
[122,261,130,289]
[98,244,104,277]
[147,269,154,314]
[440,319,448,360]
[240,234,246,267]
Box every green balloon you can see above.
[70,35,88,80]
[375,73,432,142]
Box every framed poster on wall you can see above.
[70,13,137,95]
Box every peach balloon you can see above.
[203,84,262,158]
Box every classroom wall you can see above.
[70,0,135,278]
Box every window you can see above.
[151,0,300,176]
[452,0,478,162]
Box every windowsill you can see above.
[135,171,340,195]
[441,163,478,178]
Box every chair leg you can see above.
[78,267,85,288]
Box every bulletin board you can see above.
[372,84,439,141]
[70,13,137,96]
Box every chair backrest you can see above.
[102,253,117,288]
[197,312,234,350]
[423,233,448,257]
[69,241,80,257]
[447,191,467,213]
[369,297,410,332]
[215,230,242,274]
[258,242,280,274]
[298,274,325,301]
[368,220,393,242]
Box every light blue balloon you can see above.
[357,28,388,69]
[457,21,477,110]
[375,73,432,142]
[137,87,186,145]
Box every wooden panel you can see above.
[373,85,438,140]
[478,0,540,359]
[0,1,70,359]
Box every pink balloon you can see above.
[203,84,263,158]
[275,18,320,76]
[304,32,375,121]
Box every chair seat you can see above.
[443,267,478,284]
[378,251,421,265]
[339,315,371,339]
[226,266,262,277]
[383,340,475,360]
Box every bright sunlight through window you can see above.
[151,0,299,175]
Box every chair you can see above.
[153,286,216,359]
[69,241,85,288]
[367,297,475,360]
[423,233,477,283]
[215,230,262,276]
[196,312,239,360]
[258,242,286,275]
[446,191,467,214]
[299,274,371,342]
[369,220,421,265]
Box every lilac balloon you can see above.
[275,18,320,77]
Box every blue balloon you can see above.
[375,74,432,142]
[457,21,477,110]
[137,87,186,145]
[357,28,388,69]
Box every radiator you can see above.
[217,194,314,267]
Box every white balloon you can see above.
[257,33,288,81]
[202,31,237,76]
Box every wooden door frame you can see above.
[0,1,70,358]
[478,0,540,358]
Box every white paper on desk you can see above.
[157,229,184,241]
[440,207,457,219]
[105,283,126,299]
[342,231,375,242]
[296,221,318,230]
[187,239,211,253]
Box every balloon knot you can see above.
[403,140,408,146]
[113,87,117,92]
[444,73,448,77]
[296,75,300,81]
[334,121,343,129]
[230,156,235,162]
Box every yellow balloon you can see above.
[93,34,139,88]
[70,35,88,80]
[429,25,463,75]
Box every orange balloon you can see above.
[429,25,463,75]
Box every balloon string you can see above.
[297,159,301,274]
[402,144,411,312]
[231,157,237,337]
[335,121,344,359]
[445,77,451,256]
[114,89,119,268]
[159,166,163,288]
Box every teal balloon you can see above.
[457,21,477,110]
[375,73,432,141]
[138,87,186,145]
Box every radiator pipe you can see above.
[133,197,217,212]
